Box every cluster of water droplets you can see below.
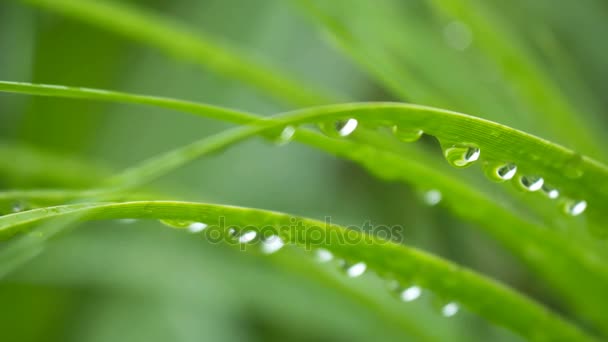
[386,279,460,317]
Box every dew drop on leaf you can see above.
[443,144,480,168]
[187,222,208,233]
[540,184,559,199]
[159,219,195,229]
[441,302,460,317]
[118,218,138,224]
[238,230,257,243]
[319,118,358,138]
[261,235,284,254]
[484,162,517,182]
[562,199,587,216]
[12,201,25,213]
[274,125,296,145]
[344,261,367,278]
[400,286,422,302]
[518,175,544,192]
[423,189,442,206]
[315,248,334,263]
[392,125,423,142]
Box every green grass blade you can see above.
[17,0,339,107]
[2,81,608,333]
[0,200,599,342]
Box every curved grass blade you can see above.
[0,200,599,342]
[17,0,339,107]
[2,81,608,333]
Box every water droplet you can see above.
[392,126,423,142]
[484,162,517,182]
[238,230,257,243]
[563,199,587,216]
[272,125,296,145]
[160,219,194,229]
[12,202,25,213]
[441,302,459,317]
[518,175,544,192]
[319,119,358,138]
[261,235,284,254]
[187,222,208,233]
[315,248,334,263]
[423,189,442,206]
[541,184,559,199]
[443,145,480,168]
[345,262,367,278]
[400,286,422,302]
[118,218,138,224]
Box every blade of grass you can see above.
[0,200,599,342]
[2,81,608,334]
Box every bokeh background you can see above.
[1,0,607,341]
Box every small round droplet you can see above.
[315,248,334,263]
[443,145,480,168]
[275,125,296,145]
[484,162,517,182]
[518,175,544,192]
[541,184,559,199]
[345,262,367,278]
[187,222,208,233]
[12,202,25,213]
[160,219,196,229]
[319,119,358,138]
[563,199,587,216]
[400,286,422,302]
[423,189,442,206]
[261,235,285,254]
[238,230,257,243]
[441,302,459,317]
[392,126,423,143]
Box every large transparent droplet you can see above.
[563,199,587,216]
[443,145,480,168]
[441,302,459,317]
[261,235,285,254]
[187,222,208,233]
[541,184,559,199]
[392,125,423,143]
[484,162,517,182]
[344,262,367,278]
[319,118,358,138]
[274,125,296,145]
[518,175,544,192]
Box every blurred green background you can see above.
[1,0,607,341]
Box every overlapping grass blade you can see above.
[0,200,599,342]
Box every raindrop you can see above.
[261,235,285,254]
[541,184,559,199]
[315,248,334,263]
[160,219,195,229]
[518,175,544,192]
[484,162,517,182]
[441,302,459,317]
[12,202,25,213]
[392,126,423,143]
[345,262,367,278]
[187,222,208,233]
[319,119,358,138]
[118,219,138,224]
[423,189,442,206]
[400,286,422,302]
[273,125,296,145]
[563,199,587,216]
[238,230,257,243]
[443,144,480,168]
